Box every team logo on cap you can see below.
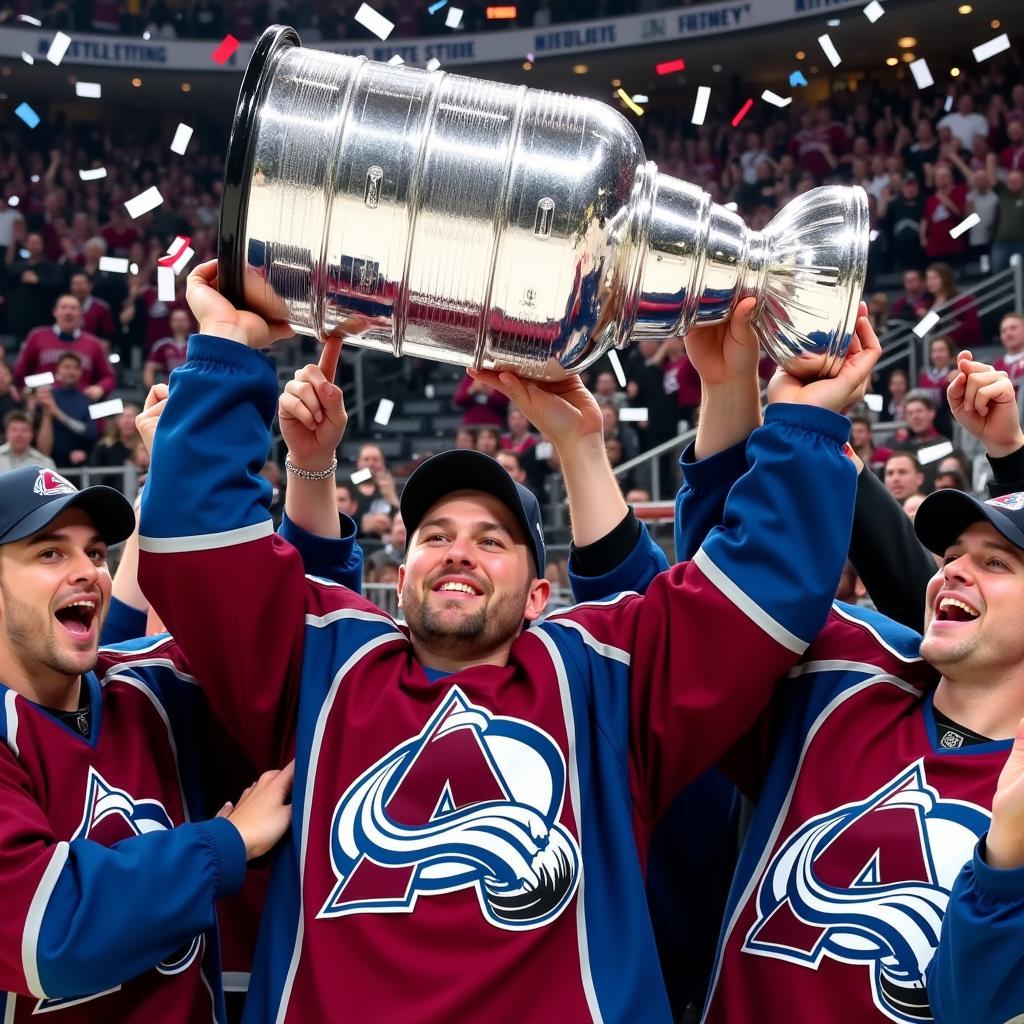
[33,468,77,497]
[986,492,1024,511]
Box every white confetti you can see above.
[445,6,463,28]
[75,81,101,98]
[944,94,954,112]
[78,166,106,181]
[350,467,373,484]
[24,372,55,388]
[618,407,649,422]
[913,309,940,338]
[98,256,129,273]
[909,58,933,90]
[88,398,124,420]
[171,246,195,276]
[864,393,884,412]
[109,353,121,364]
[818,34,841,68]
[426,58,441,71]
[21,52,34,65]
[387,54,404,66]
[354,3,394,41]
[374,398,395,425]
[157,264,175,302]
[46,31,72,66]
[170,122,193,156]
[869,229,879,241]
[632,94,648,104]
[424,383,435,399]
[129,262,139,275]
[124,185,163,219]
[607,349,626,388]
[17,14,42,25]
[534,441,554,460]
[692,85,710,125]
[949,212,980,239]
[973,34,1010,64]
[917,440,954,465]
[761,89,792,108]
[863,0,884,22]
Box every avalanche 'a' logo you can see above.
[35,769,202,1013]
[742,761,990,1023]
[319,687,581,930]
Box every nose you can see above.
[67,549,100,587]
[943,553,973,586]
[443,535,477,568]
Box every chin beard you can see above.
[406,583,529,658]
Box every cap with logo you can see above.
[400,450,546,576]
[914,489,1024,556]
[0,466,135,547]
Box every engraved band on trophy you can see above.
[219,26,869,381]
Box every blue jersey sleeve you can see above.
[674,438,749,564]
[99,596,148,646]
[277,510,363,592]
[928,838,1024,1023]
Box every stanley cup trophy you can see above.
[219,26,869,381]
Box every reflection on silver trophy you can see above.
[219,26,869,380]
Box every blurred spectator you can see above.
[0,360,22,423]
[335,479,359,519]
[89,401,143,489]
[0,194,25,266]
[866,293,890,336]
[623,337,684,450]
[933,467,968,490]
[656,337,701,428]
[886,367,911,422]
[606,435,635,494]
[143,308,194,388]
[453,427,475,450]
[994,311,1024,393]
[925,262,981,349]
[889,269,933,326]
[13,294,115,400]
[897,390,947,445]
[501,404,536,457]
[69,271,115,348]
[77,238,127,317]
[592,369,626,409]
[921,165,968,265]
[902,119,940,184]
[100,207,140,258]
[351,443,399,538]
[475,426,501,457]
[0,410,55,472]
[884,451,926,505]
[849,415,893,475]
[880,175,926,273]
[917,335,957,431]
[4,230,63,342]
[599,400,640,462]
[496,449,528,486]
[32,353,97,467]
[999,119,1024,175]
[965,168,1000,259]
[366,512,407,579]
[902,492,927,520]
[938,94,989,153]
[453,373,509,428]
[991,169,1024,271]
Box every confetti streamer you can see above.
[374,398,395,425]
[917,440,954,465]
[158,235,192,267]
[909,58,933,89]
[913,310,940,338]
[46,31,72,66]
[89,398,125,420]
[428,0,447,11]
[14,102,39,128]
[170,247,195,275]
[170,122,193,156]
[99,256,129,273]
[973,34,1009,63]
[16,14,42,25]
[78,167,106,181]
[350,467,373,484]
[124,186,164,219]
[616,88,644,116]
[761,89,792,108]
[949,213,980,239]
[863,0,884,22]
[818,34,841,68]
[607,350,626,388]
[445,6,463,27]
[691,85,710,125]
[618,407,648,422]
[789,70,809,87]
[24,372,55,388]
[157,264,176,302]
[864,393,884,412]
[426,57,441,71]
[731,98,754,127]
[656,58,685,75]
[211,34,239,64]
[75,81,101,98]
[355,3,395,41]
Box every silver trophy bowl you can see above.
[220,26,869,380]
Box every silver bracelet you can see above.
[284,454,338,481]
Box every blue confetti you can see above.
[428,0,447,11]
[789,70,809,88]
[14,101,39,128]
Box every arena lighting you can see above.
[572,63,588,74]
[521,61,532,70]
[181,82,191,92]
[611,78,621,87]
[901,51,916,62]
[897,36,917,47]
[485,5,516,18]
[795,50,806,59]
[957,3,972,12]
[991,19,1000,28]
[951,66,961,76]
[131,77,142,87]
[886,56,899,65]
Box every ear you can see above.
[396,562,407,610]
[523,577,552,624]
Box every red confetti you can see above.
[731,98,754,127]
[211,34,240,64]
[158,235,192,267]
[656,58,686,75]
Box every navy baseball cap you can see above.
[400,450,546,577]
[0,466,135,547]
[915,489,1024,556]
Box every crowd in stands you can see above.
[0,0,721,40]
[0,23,1022,596]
